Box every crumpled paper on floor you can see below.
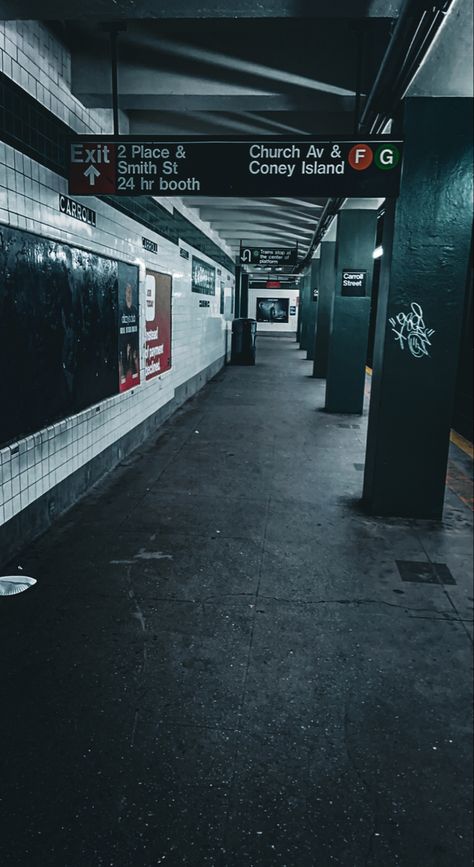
[0,576,37,596]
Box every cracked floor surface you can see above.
[0,336,473,867]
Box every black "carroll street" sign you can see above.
[68,137,403,198]
[341,269,367,296]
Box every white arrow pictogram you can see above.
[84,165,101,186]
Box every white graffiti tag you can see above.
[389,302,435,358]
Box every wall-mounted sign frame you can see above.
[256,297,289,323]
[192,256,215,295]
[118,262,140,393]
[145,270,172,380]
[68,136,404,198]
[0,225,120,447]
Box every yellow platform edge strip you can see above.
[364,366,473,460]
[450,429,474,460]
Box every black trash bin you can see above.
[231,318,257,365]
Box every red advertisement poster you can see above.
[118,261,140,392]
[145,270,172,380]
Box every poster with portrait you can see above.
[256,297,289,323]
[118,261,140,392]
[145,270,172,380]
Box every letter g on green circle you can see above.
[375,144,400,170]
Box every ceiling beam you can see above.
[0,1,404,18]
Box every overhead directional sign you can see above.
[68,137,404,198]
[240,246,298,267]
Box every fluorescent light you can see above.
[373,246,383,259]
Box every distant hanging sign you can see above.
[240,246,298,267]
[68,137,404,198]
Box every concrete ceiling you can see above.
[65,18,392,132]
[53,11,395,267]
[0,1,405,20]
[1,0,466,268]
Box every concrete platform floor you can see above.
[1,336,473,867]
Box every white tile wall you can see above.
[0,22,235,529]
[0,20,122,135]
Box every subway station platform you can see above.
[1,336,473,867]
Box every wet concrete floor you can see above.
[0,336,473,867]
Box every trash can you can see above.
[231,318,257,365]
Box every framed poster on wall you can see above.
[118,262,140,392]
[191,255,215,295]
[145,270,172,379]
[0,225,120,447]
[256,297,289,323]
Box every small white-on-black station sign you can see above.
[341,269,367,297]
[59,194,96,226]
[142,237,158,254]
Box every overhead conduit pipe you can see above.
[359,0,455,134]
[298,0,456,271]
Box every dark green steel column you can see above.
[234,265,241,318]
[325,209,377,413]
[313,240,336,377]
[299,270,311,350]
[240,272,249,318]
[296,294,301,341]
[363,97,473,519]
[306,256,320,361]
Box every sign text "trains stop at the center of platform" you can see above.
[69,138,403,198]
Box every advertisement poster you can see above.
[145,270,172,380]
[191,255,215,295]
[118,261,140,392]
[256,297,289,323]
[0,225,118,447]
